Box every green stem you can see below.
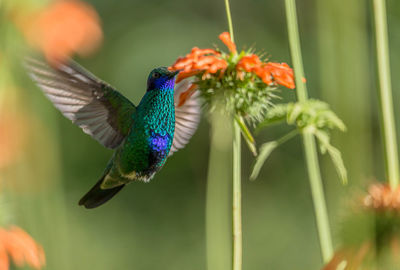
[232,121,242,270]
[224,0,234,42]
[223,1,241,269]
[277,129,299,145]
[302,134,333,261]
[250,129,299,181]
[285,0,333,263]
[373,0,400,188]
[206,111,232,270]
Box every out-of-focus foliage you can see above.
[252,100,347,184]
[324,183,400,269]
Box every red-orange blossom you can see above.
[170,32,295,89]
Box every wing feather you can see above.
[25,57,136,149]
[169,79,201,156]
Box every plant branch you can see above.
[284,0,333,262]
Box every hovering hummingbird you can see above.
[25,58,201,209]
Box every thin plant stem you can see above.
[284,0,333,262]
[224,0,234,42]
[223,0,242,269]
[373,0,400,188]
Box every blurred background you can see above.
[1,0,399,269]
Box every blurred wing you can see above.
[25,57,136,149]
[169,79,201,156]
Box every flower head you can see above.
[169,32,295,124]
[0,226,45,270]
[363,183,400,211]
[323,182,400,269]
[16,0,103,64]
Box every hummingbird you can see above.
[25,57,201,209]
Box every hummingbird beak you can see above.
[169,70,180,78]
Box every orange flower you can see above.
[0,226,45,270]
[170,32,295,90]
[363,183,400,210]
[219,32,236,54]
[237,55,295,89]
[170,47,227,83]
[17,0,103,65]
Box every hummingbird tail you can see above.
[79,176,125,209]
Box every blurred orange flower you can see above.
[17,0,103,64]
[0,226,45,270]
[363,183,400,210]
[0,107,27,170]
[323,243,371,270]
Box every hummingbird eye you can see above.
[153,72,161,79]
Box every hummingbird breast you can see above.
[116,89,175,181]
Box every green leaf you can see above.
[256,103,290,130]
[314,130,348,185]
[287,102,303,124]
[235,115,257,156]
[250,141,279,180]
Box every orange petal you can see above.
[237,71,245,80]
[207,64,219,74]
[213,59,228,70]
[170,57,194,70]
[254,66,272,85]
[265,62,295,89]
[193,56,217,69]
[0,231,9,270]
[5,226,45,270]
[236,55,262,72]
[202,71,211,80]
[13,227,45,269]
[176,70,201,83]
[4,229,25,267]
[192,48,220,57]
[178,84,198,107]
[219,32,237,54]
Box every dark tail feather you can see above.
[79,176,125,209]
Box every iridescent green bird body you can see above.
[25,59,201,209]
[105,78,176,188]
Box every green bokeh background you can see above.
[2,0,400,269]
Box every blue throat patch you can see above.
[147,77,175,91]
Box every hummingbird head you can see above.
[147,67,179,92]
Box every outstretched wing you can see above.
[25,57,136,149]
[169,79,201,156]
